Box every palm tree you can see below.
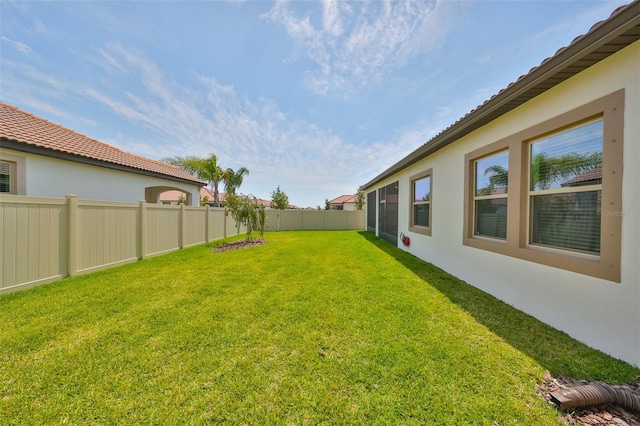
[483,152,602,192]
[163,154,225,207]
[222,167,250,196]
[483,165,508,194]
[530,152,602,190]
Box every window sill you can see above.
[409,225,431,236]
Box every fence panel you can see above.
[207,208,226,241]
[271,210,302,231]
[263,211,279,231]
[183,206,207,248]
[77,200,139,273]
[346,210,365,230]
[301,211,326,230]
[0,195,67,293]
[264,210,366,231]
[145,204,181,256]
[324,211,348,230]
[226,212,243,237]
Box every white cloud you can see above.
[1,36,32,53]
[22,99,97,127]
[477,1,627,71]
[0,61,97,126]
[80,45,408,204]
[2,39,411,205]
[10,61,64,89]
[262,0,455,97]
[33,18,51,35]
[322,0,347,37]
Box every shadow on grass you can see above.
[357,231,640,383]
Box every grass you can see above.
[1,231,638,425]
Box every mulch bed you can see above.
[211,239,267,253]
[537,371,640,425]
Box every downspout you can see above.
[550,383,640,413]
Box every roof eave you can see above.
[1,138,206,187]
[361,2,640,190]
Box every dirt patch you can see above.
[537,372,640,425]
[212,239,267,253]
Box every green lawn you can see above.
[1,231,637,424]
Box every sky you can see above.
[0,0,629,208]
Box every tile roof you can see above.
[362,1,640,189]
[158,189,288,209]
[200,187,219,201]
[158,187,225,203]
[330,194,357,204]
[562,164,603,187]
[0,102,205,185]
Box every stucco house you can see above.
[159,187,221,205]
[329,194,357,211]
[362,3,639,366]
[0,103,205,205]
[158,188,301,209]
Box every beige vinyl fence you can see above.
[0,194,365,294]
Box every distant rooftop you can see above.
[329,194,357,204]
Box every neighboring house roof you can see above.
[159,187,221,203]
[255,198,272,208]
[0,102,206,186]
[200,187,217,201]
[158,190,298,209]
[249,196,299,209]
[330,194,357,205]
[197,187,226,203]
[362,2,640,189]
[562,164,603,187]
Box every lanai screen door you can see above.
[378,182,399,244]
[366,191,376,233]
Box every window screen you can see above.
[529,119,603,254]
[366,191,376,232]
[412,175,430,228]
[474,151,508,239]
[0,161,11,193]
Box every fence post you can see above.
[66,194,78,277]
[139,200,147,259]
[224,207,227,239]
[205,205,210,243]
[180,203,186,249]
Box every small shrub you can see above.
[225,194,265,241]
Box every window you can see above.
[409,169,432,236]
[0,153,26,195]
[464,90,623,282]
[529,120,603,254]
[0,161,11,193]
[474,152,508,239]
